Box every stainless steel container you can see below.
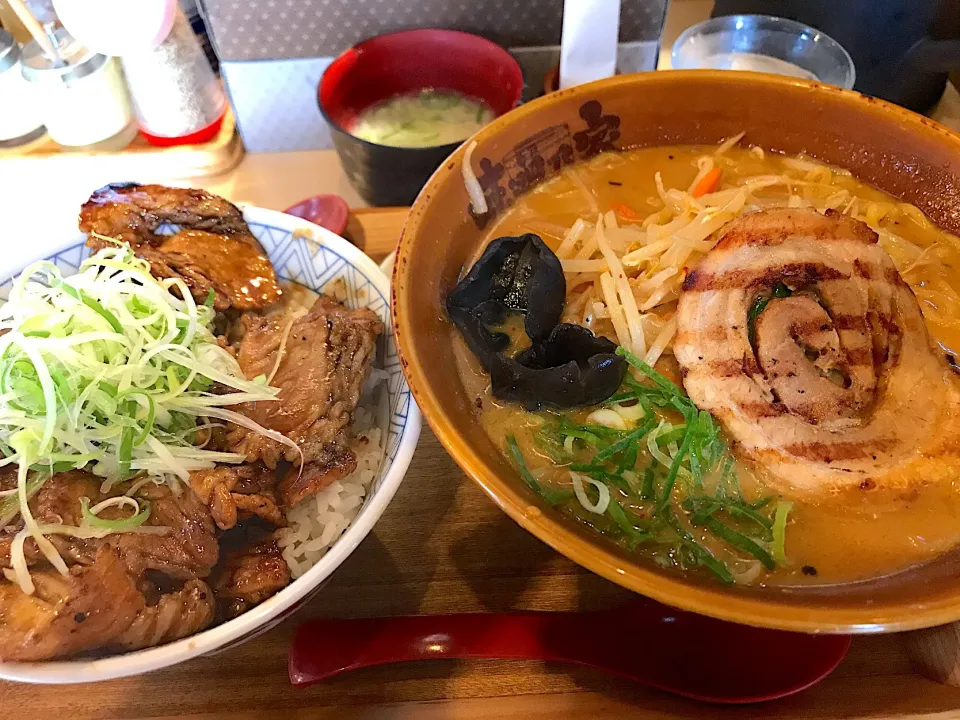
[0,29,45,148]
[20,27,136,150]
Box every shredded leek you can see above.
[80,496,150,530]
[570,471,610,515]
[0,246,287,593]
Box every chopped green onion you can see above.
[607,496,649,547]
[80,496,151,530]
[726,502,774,533]
[772,501,793,565]
[534,429,570,463]
[663,511,734,584]
[556,419,602,447]
[715,455,741,501]
[506,435,573,505]
[30,461,86,475]
[616,441,639,476]
[603,391,640,406]
[702,516,775,570]
[116,389,157,446]
[117,426,134,478]
[56,280,124,334]
[688,541,736,584]
[593,415,656,462]
[656,425,694,514]
[0,471,47,527]
[419,91,460,109]
[616,347,685,399]
[203,288,215,308]
[653,424,687,447]
[568,463,629,490]
[499,344,790,586]
[581,424,628,440]
[640,465,655,500]
[683,496,773,536]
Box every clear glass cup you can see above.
[671,14,855,90]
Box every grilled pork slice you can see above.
[0,471,220,580]
[0,470,102,568]
[228,295,383,506]
[674,208,960,495]
[113,579,216,651]
[111,482,220,580]
[190,464,284,531]
[0,546,144,661]
[210,530,290,619]
[79,183,281,311]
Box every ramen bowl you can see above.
[393,70,960,634]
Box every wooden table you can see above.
[6,209,960,719]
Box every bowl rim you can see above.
[393,69,960,634]
[0,205,422,683]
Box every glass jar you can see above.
[20,27,137,150]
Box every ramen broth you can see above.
[454,144,960,587]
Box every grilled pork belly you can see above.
[674,208,960,495]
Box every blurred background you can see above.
[0,0,958,241]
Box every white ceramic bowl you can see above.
[0,205,421,683]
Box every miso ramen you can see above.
[350,89,495,148]
[450,135,960,588]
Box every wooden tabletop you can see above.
[6,208,960,719]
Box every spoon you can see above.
[289,597,851,704]
[283,194,350,236]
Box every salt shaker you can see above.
[0,29,45,147]
[19,27,136,150]
[120,7,227,145]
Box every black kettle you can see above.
[712,0,960,113]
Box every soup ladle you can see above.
[288,597,851,703]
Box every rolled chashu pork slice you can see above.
[674,208,960,495]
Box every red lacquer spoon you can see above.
[283,194,350,235]
[289,598,851,703]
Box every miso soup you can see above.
[350,89,495,148]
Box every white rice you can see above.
[275,405,384,578]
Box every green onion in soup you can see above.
[350,89,495,148]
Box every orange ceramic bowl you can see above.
[393,71,960,633]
